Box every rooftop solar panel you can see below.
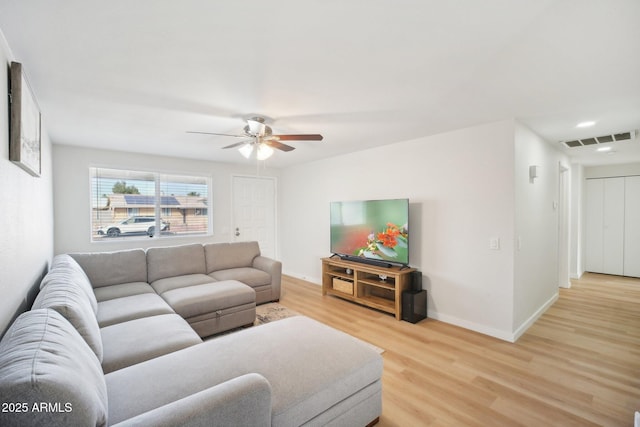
[124,195,179,205]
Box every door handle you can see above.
[235,227,240,237]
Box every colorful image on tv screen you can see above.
[330,199,409,264]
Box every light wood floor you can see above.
[279,273,640,426]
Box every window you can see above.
[90,167,211,241]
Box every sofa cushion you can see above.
[204,241,261,272]
[105,316,382,426]
[150,273,215,295]
[97,293,175,327]
[93,281,156,302]
[41,254,98,314]
[147,243,206,283]
[161,280,255,319]
[0,309,108,427]
[70,249,148,288]
[33,274,103,362]
[209,267,271,288]
[100,313,202,373]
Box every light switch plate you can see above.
[489,237,500,250]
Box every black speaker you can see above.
[402,289,427,323]
[409,270,422,291]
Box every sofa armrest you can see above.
[253,256,282,300]
[113,373,272,427]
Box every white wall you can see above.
[570,164,584,279]
[52,144,280,254]
[281,120,518,340]
[513,123,568,337]
[584,162,640,178]
[0,32,54,336]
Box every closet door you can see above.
[602,177,625,275]
[624,176,640,278]
[585,177,625,275]
[585,179,604,273]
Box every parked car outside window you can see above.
[97,216,170,237]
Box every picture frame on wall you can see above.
[9,61,41,177]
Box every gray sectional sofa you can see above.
[0,241,383,426]
[71,241,280,338]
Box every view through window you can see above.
[90,167,210,241]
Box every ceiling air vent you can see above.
[614,132,631,141]
[561,130,637,148]
[596,135,613,143]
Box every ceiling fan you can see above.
[187,116,323,160]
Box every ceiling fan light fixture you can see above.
[188,115,322,159]
[238,143,274,160]
[257,144,274,160]
[238,144,254,159]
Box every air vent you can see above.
[596,135,613,143]
[561,130,637,148]
[614,132,631,141]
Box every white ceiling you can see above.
[1,0,639,168]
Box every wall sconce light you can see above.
[529,165,538,182]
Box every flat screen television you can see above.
[330,198,409,266]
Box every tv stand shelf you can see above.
[321,257,416,320]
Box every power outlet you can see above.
[489,237,500,250]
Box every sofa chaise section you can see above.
[160,280,256,338]
[105,316,382,427]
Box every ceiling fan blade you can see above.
[265,140,296,152]
[222,141,252,149]
[273,134,323,141]
[187,131,246,138]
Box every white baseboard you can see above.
[428,291,558,343]
[512,292,559,341]
[283,271,558,343]
[570,269,584,280]
[427,311,516,342]
[283,270,321,286]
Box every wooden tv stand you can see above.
[321,257,416,320]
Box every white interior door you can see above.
[585,179,604,273]
[602,177,624,275]
[232,175,277,259]
[624,176,640,278]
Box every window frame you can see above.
[89,166,213,242]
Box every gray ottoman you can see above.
[160,280,256,338]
